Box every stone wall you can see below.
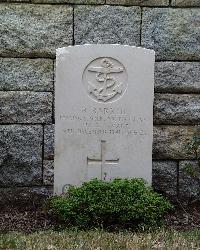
[0,0,199,204]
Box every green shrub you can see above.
[50,178,172,230]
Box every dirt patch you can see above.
[0,205,53,233]
[165,201,200,231]
[0,201,200,233]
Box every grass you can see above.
[0,229,200,250]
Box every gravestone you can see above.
[54,44,155,194]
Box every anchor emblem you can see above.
[84,58,127,102]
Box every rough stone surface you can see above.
[44,125,54,160]
[32,0,104,3]
[0,1,199,200]
[0,0,29,2]
[0,125,42,187]
[74,5,141,45]
[0,4,73,58]
[172,0,200,6]
[43,160,54,185]
[155,62,200,94]
[179,161,200,199]
[152,161,177,196]
[0,186,53,206]
[0,58,53,91]
[0,92,52,124]
[142,8,200,60]
[154,94,200,125]
[153,126,197,160]
[106,0,169,5]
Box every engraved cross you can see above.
[87,140,119,180]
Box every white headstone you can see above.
[54,44,155,194]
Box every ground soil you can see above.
[0,200,200,233]
[164,201,200,231]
